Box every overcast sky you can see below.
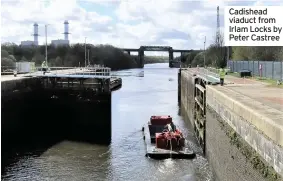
[1,0,282,56]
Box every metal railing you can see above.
[198,67,220,82]
[187,67,220,84]
[1,66,112,78]
[35,67,112,77]
[200,68,220,78]
[1,66,16,74]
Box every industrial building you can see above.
[51,20,70,47]
[20,40,37,47]
[51,39,69,47]
[21,23,39,47]
[20,21,70,47]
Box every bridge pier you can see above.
[169,49,173,61]
[168,49,174,68]
[181,52,186,62]
[138,49,145,68]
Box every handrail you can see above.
[1,65,113,78]
[34,67,112,78]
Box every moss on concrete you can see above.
[209,106,281,181]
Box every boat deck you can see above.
[143,123,196,160]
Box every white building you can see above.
[51,39,70,47]
[21,40,37,47]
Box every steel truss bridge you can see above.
[121,46,193,68]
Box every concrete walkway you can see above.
[201,72,283,153]
[1,74,28,82]
[224,75,283,112]
[1,68,84,82]
[215,74,283,147]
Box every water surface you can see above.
[2,63,213,181]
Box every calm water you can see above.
[2,63,213,181]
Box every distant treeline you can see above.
[144,56,168,64]
[4,42,280,70]
[130,55,168,64]
[1,43,172,70]
[1,43,139,70]
[231,47,283,61]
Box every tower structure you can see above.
[51,20,70,47]
[216,6,220,47]
[63,20,70,40]
[32,23,39,45]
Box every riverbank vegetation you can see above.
[130,55,168,64]
[1,43,138,70]
[231,47,283,61]
[144,55,168,64]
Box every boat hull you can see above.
[145,146,196,160]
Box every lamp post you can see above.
[204,36,207,83]
[85,37,87,67]
[204,36,206,68]
[45,24,50,67]
[88,49,90,66]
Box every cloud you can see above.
[1,0,282,56]
[1,0,113,45]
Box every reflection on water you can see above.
[2,63,213,181]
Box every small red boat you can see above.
[148,115,173,143]
[143,115,195,159]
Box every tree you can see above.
[275,48,283,61]
[191,52,204,67]
[1,49,17,67]
[185,51,202,66]
[1,58,14,67]
[1,50,10,58]
[20,56,28,62]
[1,43,138,70]
[9,55,17,62]
[32,52,45,66]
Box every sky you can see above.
[1,0,283,56]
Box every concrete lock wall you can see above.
[205,107,274,181]
[206,86,283,180]
[179,70,282,181]
[1,77,41,97]
[2,77,112,145]
[180,70,195,126]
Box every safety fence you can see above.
[194,68,220,84]
[227,60,283,80]
[198,68,220,79]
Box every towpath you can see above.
[224,75,283,112]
